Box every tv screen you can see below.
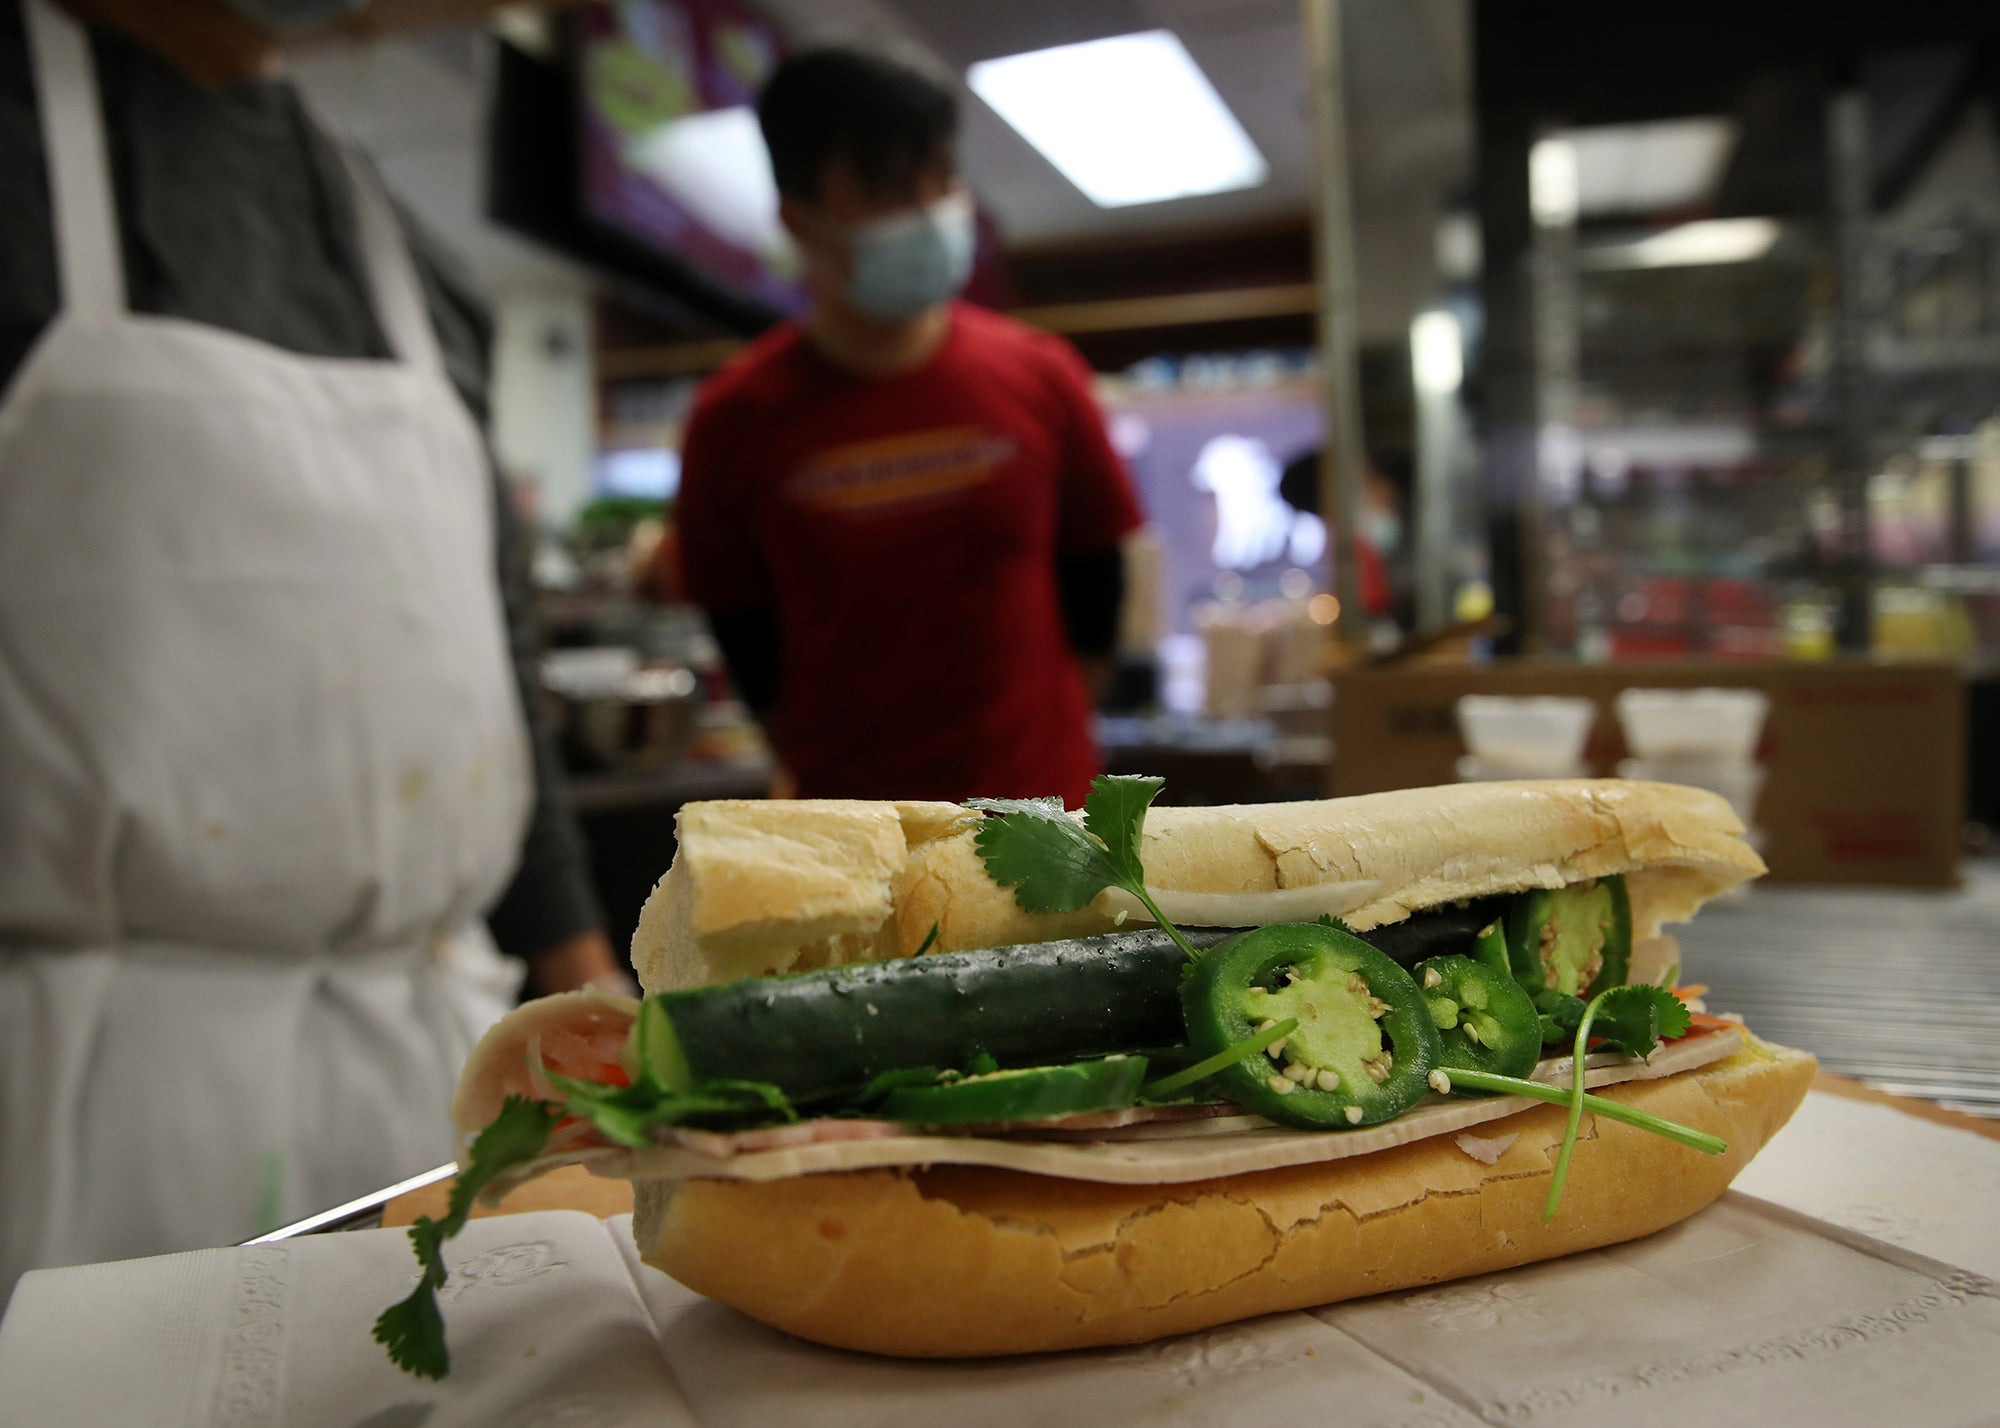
[576,0,806,316]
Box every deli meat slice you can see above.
[668,1119,906,1157]
[662,1101,1240,1159]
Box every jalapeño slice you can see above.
[1182,923,1440,1130]
[1471,918,1512,978]
[1503,875,1632,999]
[879,1056,1149,1126]
[1412,954,1541,1084]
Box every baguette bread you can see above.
[632,781,1764,993]
[634,1039,1816,1357]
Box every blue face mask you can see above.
[219,0,366,31]
[844,194,975,323]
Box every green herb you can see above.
[1534,989,1586,1046]
[1142,1017,1298,1100]
[545,1071,797,1149]
[1436,1067,1727,1155]
[1588,984,1692,1060]
[1544,984,1694,1220]
[846,1064,945,1107]
[911,922,941,957]
[969,774,1203,958]
[375,1017,800,1379]
[374,1096,560,1380]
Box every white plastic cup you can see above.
[1455,695,1597,772]
[1616,687,1770,761]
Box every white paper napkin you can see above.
[0,1210,693,1428]
[1733,1090,2000,1279]
[4,1092,1999,1428]
[1321,1196,2000,1428]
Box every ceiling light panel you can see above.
[1561,117,1739,217]
[968,30,1269,208]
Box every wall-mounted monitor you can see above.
[575,0,807,317]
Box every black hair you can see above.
[756,43,959,202]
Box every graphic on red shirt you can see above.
[787,427,1018,516]
[677,304,1144,807]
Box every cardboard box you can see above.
[1329,658,1966,885]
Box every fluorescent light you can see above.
[1584,218,1781,270]
[1411,310,1462,394]
[1563,117,1737,216]
[1530,137,1579,227]
[630,105,785,257]
[969,31,1267,208]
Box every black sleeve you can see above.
[707,607,782,716]
[0,3,58,397]
[394,195,607,962]
[479,443,609,961]
[1055,548,1125,658]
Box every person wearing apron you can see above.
[0,0,621,1290]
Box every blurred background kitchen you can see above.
[289,1,1996,1108]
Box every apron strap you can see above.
[23,0,126,319]
[337,148,446,378]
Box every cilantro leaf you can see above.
[1081,775,1164,890]
[373,1287,446,1379]
[965,796,1118,915]
[1534,989,1586,1046]
[968,775,1203,959]
[1588,984,1692,1060]
[544,1073,660,1149]
[375,1095,559,1380]
[547,1070,798,1147]
[442,1096,564,1230]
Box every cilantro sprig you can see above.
[1544,983,1698,1220]
[1432,1066,1727,1155]
[969,774,1203,958]
[373,1095,560,1380]
[378,998,800,1380]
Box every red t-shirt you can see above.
[677,303,1145,807]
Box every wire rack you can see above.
[1682,861,2000,1118]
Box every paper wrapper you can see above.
[2,1091,1998,1428]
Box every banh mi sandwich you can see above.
[376,777,1815,1375]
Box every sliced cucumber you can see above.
[652,930,1210,1103]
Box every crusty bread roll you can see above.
[634,1040,1816,1357]
[632,781,1764,993]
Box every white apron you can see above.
[0,0,533,1289]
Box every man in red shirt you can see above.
[677,44,1144,808]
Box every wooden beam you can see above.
[1010,283,1320,336]
[595,284,1323,380]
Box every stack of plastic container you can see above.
[1615,688,1770,849]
